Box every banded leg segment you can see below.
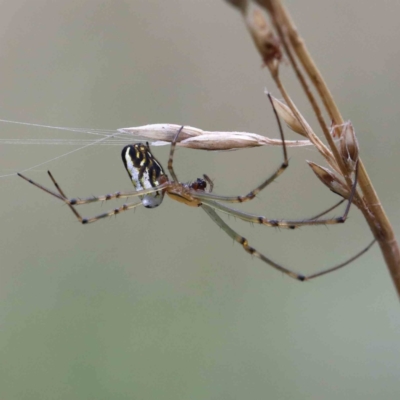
[18,172,168,205]
[18,171,150,224]
[167,93,289,203]
[47,171,144,224]
[80,201,143,224]
[167,125,184,183]
[225,92,289,203]
[202,204,304,280]
[198,161,359,229]
[199,198,346,229]
[202,204,375,281]
[47,171,82,221]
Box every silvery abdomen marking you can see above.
[122,143,167,208]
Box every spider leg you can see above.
[47,171,83,221]
[196,160,359,229]
[167,125,184,182]
[18,171,145,223]
[308,199,345,220]
[231,92,289,202]
[301,239,375,280]
[79,201,143,224]
[167,94,287,200]
[202,204,375,281]
[18,171,169,205]
[198,194,345,221]
[199,198,345,229]
[191,93,289,204]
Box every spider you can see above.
[18,100,374,281]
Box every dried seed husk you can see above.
[339,121,359,172]
[307,161,350,198]
[270,96,308,137]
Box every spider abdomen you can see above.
[122,143,168,208]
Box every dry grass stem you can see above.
[226,0,400,297]
[119,124,312,151]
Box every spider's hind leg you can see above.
[202,204,376,281]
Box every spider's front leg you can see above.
[201,160,359,229]
[167,125,184,183]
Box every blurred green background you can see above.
[1,1,400,399]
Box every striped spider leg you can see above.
[18,99,375,281]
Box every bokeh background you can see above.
[1,1,400,399]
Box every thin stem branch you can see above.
[270,0,400,298]
[229,0,400,298]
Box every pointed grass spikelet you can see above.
[338,121,359,172]
[307,161,350,199]
[269,95,307,137]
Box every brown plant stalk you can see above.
[226,0,400,297]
